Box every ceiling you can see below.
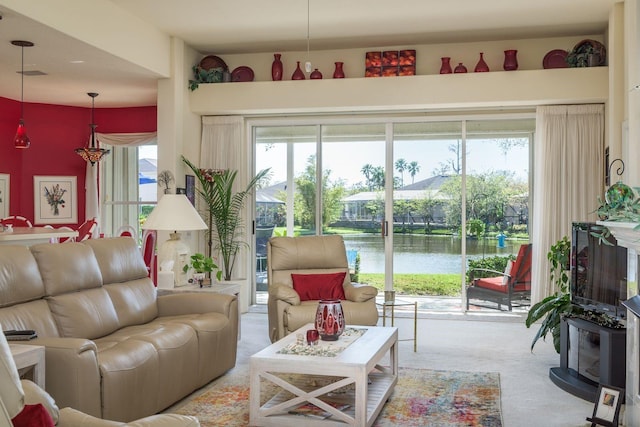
[0,0,621,108]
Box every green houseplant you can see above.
[183,252,222,278]
[182,156,270,281]
[525,236,581,353]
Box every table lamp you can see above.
[141,194,207,287]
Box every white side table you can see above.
[158,283,242,339]
[10,344,45,388]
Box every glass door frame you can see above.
[249,112,535,308]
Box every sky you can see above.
[256,138,529,188]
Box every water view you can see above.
[343,234,522,274]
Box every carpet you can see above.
[173,367,503,426]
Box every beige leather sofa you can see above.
[0,237,238,422]
[267,235,379,342]
[0,330,200,426]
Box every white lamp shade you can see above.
[142,194,206,231]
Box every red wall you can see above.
[0,97,156,227]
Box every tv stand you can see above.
[549,316,626,402]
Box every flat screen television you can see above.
[571,222,627,319]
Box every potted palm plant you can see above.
[182,155,270,281]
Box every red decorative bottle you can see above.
[310,68,323,79]
[292,61,305,80]
[503,50,518,71]
[474,52,489,72]
[333,62,345,78]
[271,53,283,81]
[454,62,467,73]
[315,300,345,341]
[440,57,453,74]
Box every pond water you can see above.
[343,234,523,274]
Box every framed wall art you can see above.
[33,176,77,224]
[0,174,9,218]
[587,384,624,427]
[185,174,196,206]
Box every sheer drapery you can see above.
[96,132,157,147]
[531,104,604,303]
[200,116,244,171]
[199,116,249,280]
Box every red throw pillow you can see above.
[291,272,347,302]
[11,404,55,427]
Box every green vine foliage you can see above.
[593,183,640,243]
[525,236,581,353]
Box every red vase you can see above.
[310,68,323,79]
[454,62,467,73]
[333,62,345,78]
[315,300,345,341]
[474,52,489,72]
[440,57,453,74]
[271,53,283,81]
[292,61,305,80]
[503,50,518,71]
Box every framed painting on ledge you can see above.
[0,174,9,218]
[33,176,77,224]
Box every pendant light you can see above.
[74,92,110,165]
[11,40,34,149]
[304,0,312,73]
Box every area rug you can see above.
[173,367,502,427]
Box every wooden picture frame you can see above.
[33,176,78,224]
[185,174,196,206]
[587,384,624,427]
[0,174,9,218]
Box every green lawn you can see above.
[358,273,462,296]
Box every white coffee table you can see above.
[249,324,398,427]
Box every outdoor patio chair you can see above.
[267,234,379,343]
[466,243,532,311]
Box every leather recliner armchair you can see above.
[267,235,379,343]
[0,331,200,427]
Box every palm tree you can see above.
[407,161,421,184]
[361,164,374,190]
[395,158,407,187]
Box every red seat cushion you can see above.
[291,272,347,301]
[474,277,509,293]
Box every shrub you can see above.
[466,254,516,283]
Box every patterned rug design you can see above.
[173,367,502,426]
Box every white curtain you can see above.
[200,116,248,280]
[531,104,604,303]
[200,117,244,171]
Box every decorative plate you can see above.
[543,49,568,69]
[199,55,228,71]
[231,66,254,82]
[568,39,607,67]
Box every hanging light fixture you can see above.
[11,40,34,149]
[304,0,312,73]
[75,92,110,165]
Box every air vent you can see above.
[17,70,47,76]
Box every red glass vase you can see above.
[271,53,283,81]
[454,62,467,73]
[333,62,345,78]
[439,57,452,74]
[315,300,345,341]
[310,68,323,79]
[503,50,518,71]
[292,61,305,80]
[474,52,489,72]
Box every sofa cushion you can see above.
[47,288,119,339]
[85,237,149,284]
[11,404,55,427]
[0,246,45,308]
[292,272,346,301]
[31,242,103,296]
[0,300,61,338]
[105,279,158,328]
